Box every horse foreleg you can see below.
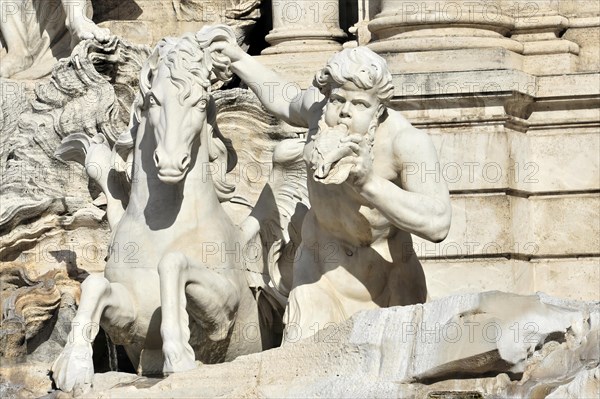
[158,252,240,374]
[52,274,136,394]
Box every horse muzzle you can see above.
[154,150,190,184]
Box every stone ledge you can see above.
[391,70,600,99]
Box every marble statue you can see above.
[211,41,453,339]
[0,0,110,78]
[0,0,596,395]
[51,25,308,394]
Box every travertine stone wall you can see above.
[370,1,600,301]
[257,0,599,301]
[94,0,262,47]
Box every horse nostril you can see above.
[153,151,160,166]
[180,154,190,170]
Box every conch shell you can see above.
[310,125,355,185]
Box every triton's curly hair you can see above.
[314,47,394,105]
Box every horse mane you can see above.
[117,26,239,202]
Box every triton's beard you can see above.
[309,111,380,185]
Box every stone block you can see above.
[256,52,341,88]
[517,194,600,256]
[564,27,600,73]
[422,257,600,302]
[430,128,600,193]
[509,130,600,193]
[422,258,534,300]
[413,194,511,259]
[10,292,599,398]
[392,70,537,98]
[413,193,600,258]
[533,258,600,301]
[536,73,600,97]
[523,53,579,75]
[430,130,510,192]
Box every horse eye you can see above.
[148,95,157,106]
[196,99,208,109]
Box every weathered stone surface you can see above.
[384,48,523,74]
[426,128,600,193]
[564,27,600,72]
[2,292,600,398]
[0,360,54,398]
[517,194,600,256]
[0,266,76,358]
[0,37,150,262]
[533,258,600,301]
[509,129,600,193]
[255,51,341,88]
[423,258,600,302]
[422,258,535,299]
[45,292,596,399]
[1,0,598,396]
[546,367,600,398]
[413,193,600,258]
[95,0,262,48]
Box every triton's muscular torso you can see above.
[293,110,427,312]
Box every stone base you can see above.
[4,291,595,398]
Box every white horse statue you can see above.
[51,25,308,394]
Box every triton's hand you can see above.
[70,17,111,43]
[339,134,375,190]
[208,41,245,64]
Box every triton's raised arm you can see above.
[62,0,110,44]
[0,0,109,78]
[210,41,322,128]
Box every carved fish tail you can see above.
[243,138,309,307]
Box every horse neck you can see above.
[128,118,228,223]
[181,127,222,212]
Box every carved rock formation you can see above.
[0,37,151,263]
[0,266,79,358]
[62,292,599,398]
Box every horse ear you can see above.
[148,50,160,75]
[140,46,161,94]
[148,43,163,69]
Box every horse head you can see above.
[138,25,236,185]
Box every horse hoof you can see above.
[163,357,197,375]
[162,341,196,374]
[51,342,94,394]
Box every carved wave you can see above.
[0,38,151,260]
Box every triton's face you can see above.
[323,81,381,135]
